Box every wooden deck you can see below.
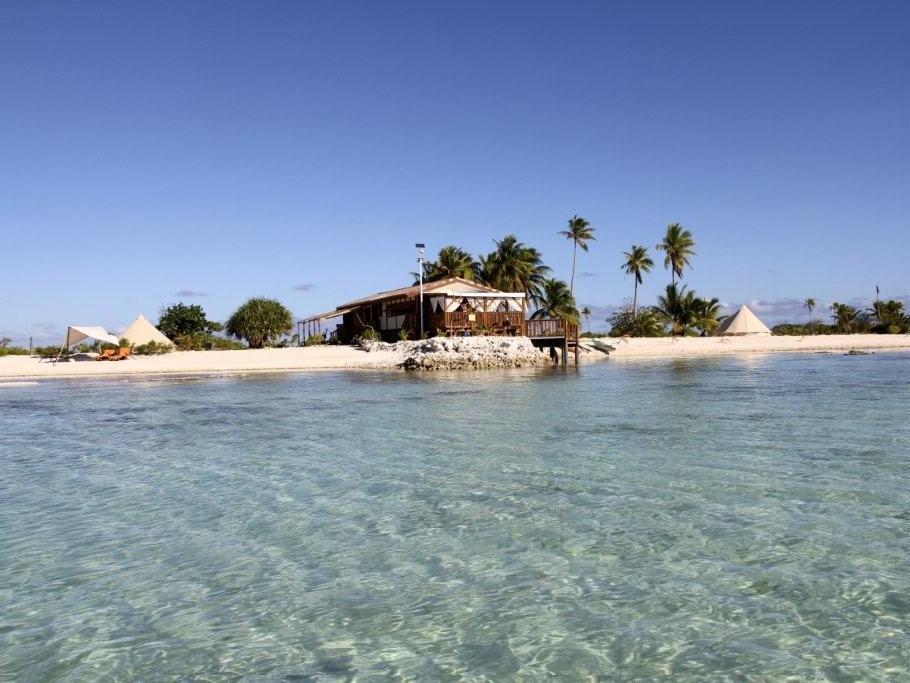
[524,318,580,365]
[524,318,578,340]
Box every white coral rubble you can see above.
[360,336,552,370]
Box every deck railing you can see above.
[430,313,577,340]
[431,311,524,334]
[525,318,578,339]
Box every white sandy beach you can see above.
[1,334,909,381]
[601,333,910,359]
[0,346,403,380]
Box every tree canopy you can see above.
[225,298,293,348]
[558,215,596,293]
[158,303,221,340]
[656,223,696,285]
[420,245,477,283]
[531,279,578,323]
[479,234,551,304]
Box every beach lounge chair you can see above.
[96,349,117,361]
[111,348,131,361]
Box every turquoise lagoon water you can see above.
[3,352,910,679]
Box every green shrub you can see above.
[0,346,30,357]
[174,332,208,351]
[771,321,837,335]
[133,341,172,355]
[207,336,247,350]
[33,345,65,359]
[304,334,325,346]
[607,305,666,337]
[358,326,379,342]
[398,328,412,341]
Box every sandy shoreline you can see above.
[0,346,404,381]
[602,334,910,359]
[1,334,909,381]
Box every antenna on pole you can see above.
[416,243,426,338]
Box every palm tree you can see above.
[631,308,665,337]
[473,252,496,286]
[830,302,859,333]
[804,298,816,317]
[656,283,700,336]
[423,245,477,282]
[693,297,722,336]
[870,299,905,330]
[581,305,592,331]
[478,234,551,305]
[621,245,654,318]
[558,215,596,293]
[531,279,578,323]
[655,223,695,286]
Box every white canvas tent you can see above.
[62,326,120,348]
[717,304,772,336]
[121,314,173,346]
[55,325,121,363]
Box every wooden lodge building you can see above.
[299,276,580,362]
[301,277,524,343]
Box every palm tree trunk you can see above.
[570,242,577,293]
[632,279,638,318]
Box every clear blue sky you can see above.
[2,1,908,342]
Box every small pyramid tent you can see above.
[717,304,772,336]
[121,314,174,346]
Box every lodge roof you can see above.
[337,276,506,308]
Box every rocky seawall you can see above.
[360,336,555,370]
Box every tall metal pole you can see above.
[416,243,425,338]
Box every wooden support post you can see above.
[574,325,579,366]
[562,338,568,366]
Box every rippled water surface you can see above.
[3,353,910,679]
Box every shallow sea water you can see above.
[2,352,910,680]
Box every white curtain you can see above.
[445,298,462,313]
[507,298,523,312]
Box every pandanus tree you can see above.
[558,215,596,293]
[656,223,696,286]
[531,279,578,323]
[478,234,551,305]
[226,297,293,348]
[621,245,654,318]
